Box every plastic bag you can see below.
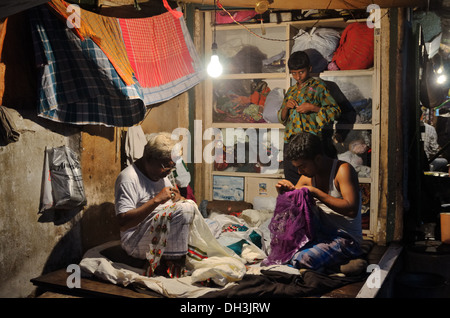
[291,27,341,63]
[173,158,191,188]
[39,147,53,212]
[39,146,87,211]
[262,88,284,123]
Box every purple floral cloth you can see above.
[262,188,315,266]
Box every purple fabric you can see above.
[262,188,315,266]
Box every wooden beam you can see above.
[193,9,208,202]
[377,8,390,245]
[393,8,405,242]
[179,0,428,10]
[31,269,159,298]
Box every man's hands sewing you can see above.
[154,186,182,204]
[275,180,296,194]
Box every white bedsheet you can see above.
[79,205,299,298]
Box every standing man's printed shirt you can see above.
[278,77,341,143]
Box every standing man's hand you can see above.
[296,102,320,114]
[286,98,297,110]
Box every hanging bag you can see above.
[39,146,87,212]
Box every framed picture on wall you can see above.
[213,176,244,201]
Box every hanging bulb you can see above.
[207,43,223,78]
[207,54,223,78]
[436,74,447,84]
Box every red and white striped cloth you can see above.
[119,11,195,88]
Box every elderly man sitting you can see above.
[114,132,195,278]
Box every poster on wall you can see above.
[213,176,244,201]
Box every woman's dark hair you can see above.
[288,51,311,70]
[285,132,323,161]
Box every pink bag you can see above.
[215,10,257,24]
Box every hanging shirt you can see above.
[278,77,341,143]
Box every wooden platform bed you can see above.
[31,201,402,299]
[32,242,401,299]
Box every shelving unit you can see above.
[200,12,381,238]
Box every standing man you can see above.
[278,51,341,185]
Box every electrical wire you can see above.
[214,0,389,43]
[216,0,291,42]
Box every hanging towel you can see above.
[0,18,7,105]
[125,125,147,166]
[119,11,195,88]
[137,13,205,105]
[48,0,136,86]
[30,5,146,127]
[0,106,20,145]
[262,188,315,266]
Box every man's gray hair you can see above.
[143,132,181,162]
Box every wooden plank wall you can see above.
[80,126,122,253]
[377,8,406,245]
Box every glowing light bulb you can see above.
[437,74,447,84]
[207,54,223,78]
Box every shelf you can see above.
[214,73,287,80]
[212,173,371,182]
[289,18,349,30]
[320,68,375,77]
[212,171,284,178]
[211,123,284,129]
[214,21,291,31]
[214,18,368,32]
[202,11,381,237]
[325,124,374,130]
